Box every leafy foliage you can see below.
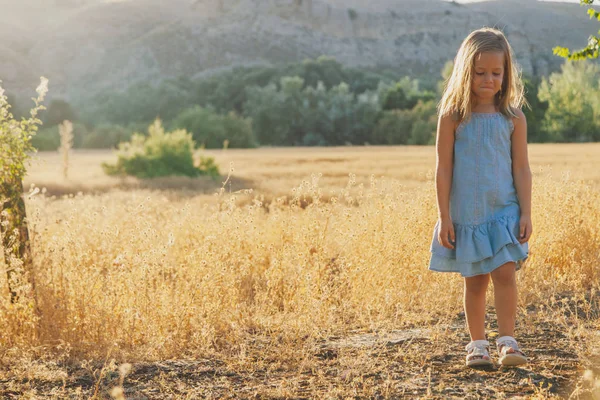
[32,122,91,151]
[82,77,196,126]
[43,99,77,127]
[30,126,60,151]
[171,106,256,149]
[381,78,436,111]
[80,124,133,149]
[244,77,381,146]
[81,57,396,129]
[373,100,437,145]
[0,78,48,304]
[538,61,600,142]
[0,78,48,184]
[31,55,600,148]
[553,0,600,60]
[102,120,219,178]
[522,76,550,142]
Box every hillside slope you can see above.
[0,0,598,100]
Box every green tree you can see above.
[244,77,381,146]
[522,76,550,142]
[5,92,29,120]
[191,57,393,116]
[43,99,77,127]
[83,77,195,126]
[553,0,600,60]
[381,78,436,111]
[172,106,256,149]
[372,100,436,145]
[381,84,409,110]
[194,67,276,114]
[538,61,600,142]
[80,124,132,149]
[244,77,305,146]
[409,100,437,145]
[372,110,414,144]
[32,122,90,151]
[303,81,379,145]
[288,56,346,90]
[31,126,60,151]
[0,77,48,304]
[77,58,396,130]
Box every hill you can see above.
[1,0,598,100]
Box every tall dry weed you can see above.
[0,167,597,363]
[59,120,73,180]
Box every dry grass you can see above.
[0,144,598,398]
[23,143,600,197]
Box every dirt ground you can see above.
[1,302,598,400]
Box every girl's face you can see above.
[471,51,505,102]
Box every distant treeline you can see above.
[12,56,600,150]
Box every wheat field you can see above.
[1,144,599,399]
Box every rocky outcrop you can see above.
[0,0,597,100]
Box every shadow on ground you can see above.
[25,175,258,200]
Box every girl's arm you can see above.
[511,109,533,243]
[435,113,456,249]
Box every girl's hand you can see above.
[518,214,533,244]
[438,217,456,250]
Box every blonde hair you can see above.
[438,27,526,121]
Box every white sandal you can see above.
[465,339,493,367]
[496,336,528,366]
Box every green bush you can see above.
[171,106,256,149]
[102,120,219,178]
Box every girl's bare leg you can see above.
[464,274,490,340]
[491,262,518,338]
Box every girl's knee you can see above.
[465,273,490,293]
[491,262,516,286]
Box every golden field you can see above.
[22,143,600,197]
[0,144,599,399]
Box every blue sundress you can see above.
[429,112,528,277]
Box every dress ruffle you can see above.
[429,215,528,277]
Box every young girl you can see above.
[429,28,532,367]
